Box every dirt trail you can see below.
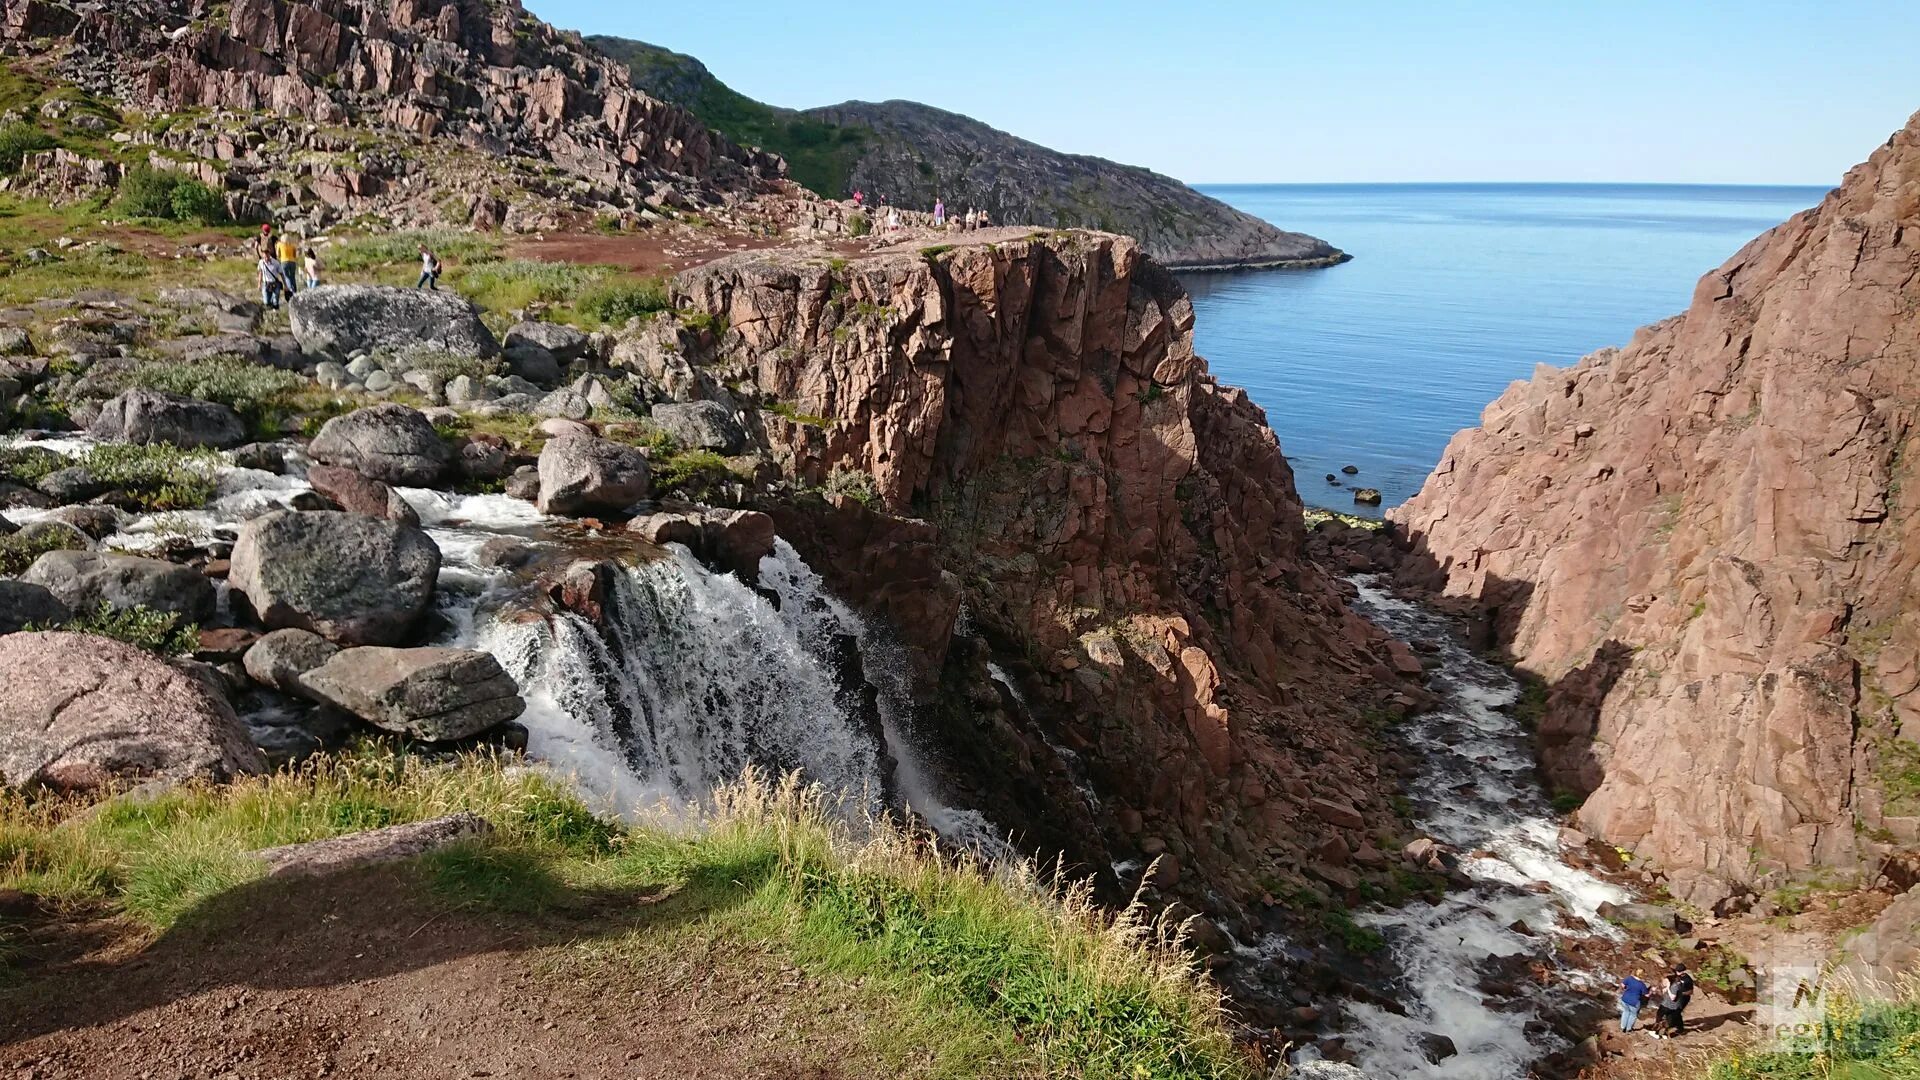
[1,869,882,1080]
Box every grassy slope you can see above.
[587,36,872,197]
[0,749,1251,1079]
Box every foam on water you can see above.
[1324,577,1628,1079]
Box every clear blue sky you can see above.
[525,0,1918,185]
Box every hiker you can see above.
[1618,971,1650,1033]
[976,207,991,229]
[851,189,863,207]
[275,230,301,295]
[933,198,945,227]
[255,223,274,261]
[302,246,323,290]
[257,253,288,310]
[886,207,901,233]
[417,245,441,290]
[1656,964,1694,1037]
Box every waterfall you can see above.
[477,541,895,815]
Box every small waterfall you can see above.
[478,541,893,815]
[1324,577,1629,1079]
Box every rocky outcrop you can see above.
[300,646,525,741]
[595,37,1346,270]
[20,550,216,628]
[649,400,745,453]
[290,286,498,362]
[535,433,650,516]
[229,510,441,646]
[306,464,421,525]
[243,628,340,695]
[0,631,265,791]
[89,388,246,449]
[307,404,454,487]
[668,233,1401,915]
[0,581,70,635]
[1392,110,1920,907]
[630,507,775,582]
[3,0,783,228]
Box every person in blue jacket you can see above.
[1619,971,1650,1032]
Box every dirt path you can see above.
[1,869,886,1080]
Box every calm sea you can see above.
[1180,183,1829,515]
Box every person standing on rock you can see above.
[303,246,323,291]
[417,245,442,290]
[851,189,863,208]
[275,230,301,295]
[933,197,945,227]
[1618,971,1650,1033]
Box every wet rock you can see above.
[289,285,499,361]
[0,632,265,791]
[1417,1032,1457,1064]
[474,536,537,570]
[503,464,540,502]
[308,404,454,486]
[454,434,512,481]
[306,464,420,525]
[193,627,260,665]
[230,442,290,473]
[536,433,650,516]
[243,628,341,695]
[229,510,441,646]
[299,647,526,741]
[630,507,775,582]
[21,550,216,627]
[1341,465,1359,475]
[90,388,246,449]
[1597,901,1689,934]
[0,580,70,634]
[649,399,746,454]
[1352,488,1382,506]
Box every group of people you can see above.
[253,224,322,310]
[1619,964,1694,1038]
[848,190,992,234]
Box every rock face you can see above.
[290,286,498,362]
[535,434,650,516]
[89,388,246,449]
[299,647,526,741]
[0,632,265,791]
[649,400,745,453]
[596,37,1347,271]
[1392,110,1920,906]
[0,581,71,635]
[671,233,1401,915]
[630,507,774,582]
[20,550,216,627]
[229,511,441,646]
[3,0,782,228]
[307,404,454,487]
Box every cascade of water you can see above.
[1319,578,1629,1079]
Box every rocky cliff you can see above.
[0,0,784,228]
[593,36,1347,271]
[639,234,1407,920]
[1392,110,1920,909]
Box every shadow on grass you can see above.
[0,840,759,1048]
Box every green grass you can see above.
[767,401,832,428]
[0,751,1251,1079]
[6,443,222,512]
[652,448,740,500]
[1685,977,1920,1079]
[323,228,503,274]
[452,258,612,316]
[0,122,54,174]
[576,277,672,327]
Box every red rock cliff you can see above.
[658,235,1410,917]
[1393,110,1920,909]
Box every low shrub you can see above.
[0,123,54,175]
[324,229,501,274]
[651,448,736,500]
[45,601,199,654]
[115,166,227,225]
[846,212,871,238]
[576,277,671,326]
[0,522,87,575]
[79,443,220,510]
[454,258,609,314]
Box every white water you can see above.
[1325,578,1629,1079]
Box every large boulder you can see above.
[242,628,340,694]
[20,550,216,627]
[0,632,265,791]
[0,581,70,635]
[305,464,421,525]
[631,508,775,582]
[288,285,499,361]
[504,321,590,362]
[229,511,441,646]
[90,388,246,449]
[536,434,650,516]
[649,400,746,454]
[307,404,453,487]
[299,647,526,741]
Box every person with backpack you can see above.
[258,252,289,310]
[417,245,442,290]
[1618,971,1650,1033]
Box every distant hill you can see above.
[588,36,1346,270]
